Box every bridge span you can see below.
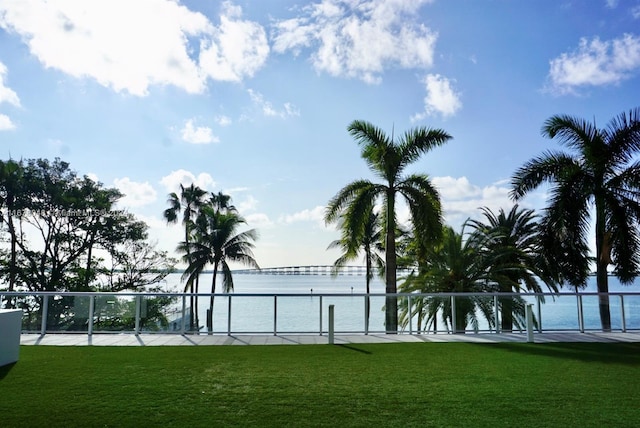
[232,265,414,276]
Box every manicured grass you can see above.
[1,342,639,427]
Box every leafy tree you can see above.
[179,203,259,333]
[511,108,640,331]
[0,158,176,329]
[467,205,558,331]
[327,203,384,331]
[325,120,451,332]
[0,159,23,303]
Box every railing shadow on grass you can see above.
[0,362,17,380]
[479,342,640,365]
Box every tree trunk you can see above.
[365,257,371,334]
[208,265,218,334]
[194,275,200,332]
[595,198,611,332]
[385,188,397,333]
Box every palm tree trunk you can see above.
[365,258,371,334]
[595,198,611,332]
[194,275,200,332]
[501,283,514,332]
[208,265,218,334]
[385,188,397,333]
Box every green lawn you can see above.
[1,342,639,427]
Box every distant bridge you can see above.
[232,265,414,276]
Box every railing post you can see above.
[88,295,94,337]
[228,295,232,336]
[180,295,186,334]
[40,294,49,335]
[525,304,534,343]
[134,295,141,335]
[537,295,542,333]
[328,304,335,344]
[408,296,413,335]
[494,295,500,333]
[273,296,277,336]
[578,295,584,333]
[364,295,369,335]
[319,295,323,336]
[451,295,456,334]
[620,295,626,333]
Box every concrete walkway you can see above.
[20,331,640,346]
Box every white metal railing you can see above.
[1,291,639,336]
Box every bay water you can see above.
[159,273,640,334]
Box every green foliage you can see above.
[0,157,176,329]
[325,120,451,331]
[511,107,640,330]
[2,343,640,427]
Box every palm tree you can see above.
[180,206,259,333]
[325,120,451,332]
[399,225,500,333]
[467,205,558,331]
[511,108,640,331]
[163,184,207,330]
[327,204,384,332]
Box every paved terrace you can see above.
[20,331,640,346]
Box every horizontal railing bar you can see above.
[3,291,640,297]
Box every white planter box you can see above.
[0,309,22,367]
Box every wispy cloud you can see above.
[0,62,20,131]
[272,0,437,84]
[0,62,20,107]
[0,113,15,130]
[279,205,326,228]
[214,115,232,126]
[248,89,300,118]
[546,33,640,95]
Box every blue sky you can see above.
[1,0,640,268]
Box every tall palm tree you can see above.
[467,205,558,331]
[325,120,451,332]
[163,184,207,330]
[511,108,640,331]
[327,205,384,331]
[180,206,259,333]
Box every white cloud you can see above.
[237,195,258,213]
[411,73,462,120]
[0,113,15,130]
[181,119,219,144]
[432,176,515,229]
[0,0,268,96]
[199,1,269,82]
[160,169,216,194]
[113,177,157,208]
[632,6,640,19]
[605,0,619,8]
[0,62,20,107]
[214,115,232,126]
[272,0,437,83]
[279,205,326,227]
[248,89,300,118]
[547,33,640,94]
[246,212,274,228]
